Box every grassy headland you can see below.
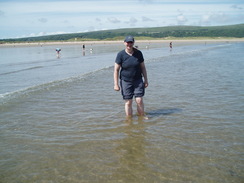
[0,24,244,44]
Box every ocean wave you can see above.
[0,66,113,105]
[145,43,231,64]
[0,66,44,76]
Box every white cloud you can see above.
[129,17,138,26]
[201,15,211,25]
[200,12,232,25]
[62,20,69,24]
[29,31,71,37]
[142,16,154,22]
[38,18,48,23]
[107,17,121,24]
[177,14,188,25]
[96,18,101,22]
[0,10,5,16]
[231,4,243,10]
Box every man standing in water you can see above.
[114,36,148,119]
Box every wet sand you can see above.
[1,38,244,47]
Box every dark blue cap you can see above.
[124,35,134,42]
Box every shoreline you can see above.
[1,38,244,47]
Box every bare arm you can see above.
[114,63,121,91]
[140,62,148,88]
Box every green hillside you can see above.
[1,24,244,43]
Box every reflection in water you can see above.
[112,119,151,182]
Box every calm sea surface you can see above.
[0,41,243,182]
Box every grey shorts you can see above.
[120,78,145,100]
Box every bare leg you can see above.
[125,99,133,117]
[135,97,144,116]
[135,97,148,119]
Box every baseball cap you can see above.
[124,35,134,42]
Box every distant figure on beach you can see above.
[56,48,61,58]
[169,42,172,50]
[82,44,86,56]
[146,42,150,49]
[114,35,149,119]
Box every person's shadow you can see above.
[146,108,182,117]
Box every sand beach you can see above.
[1,37,244,47]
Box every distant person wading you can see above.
[56,48,61,58]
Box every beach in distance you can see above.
[0,39,243,183]
[1,37,244,47]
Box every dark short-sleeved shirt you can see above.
[115,49,144,82]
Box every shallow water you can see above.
[0,41,243,182]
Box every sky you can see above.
[0,0,243,39]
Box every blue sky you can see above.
[0,0,243,39]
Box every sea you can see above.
[0,40,243,183]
